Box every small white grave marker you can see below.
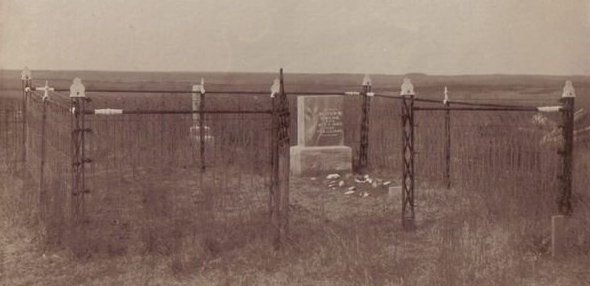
[36,80,54,101]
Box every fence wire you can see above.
[59,92,275,255]
[2,78,587,258]
[23,91,72,245]
[414,100,563,219]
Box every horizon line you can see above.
[1,68,589,78]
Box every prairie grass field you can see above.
[1,70,590,285]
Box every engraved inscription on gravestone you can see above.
[291,95,352,176]
[299,96,344,146]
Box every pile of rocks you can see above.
[318,173,396,198]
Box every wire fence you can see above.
[0,72,583,256]
[414,107,562,219]
[0,76,288,256]
[81,110,274,256]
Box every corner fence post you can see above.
[270,68,290,250]
[70,78,90,226]
[558,80,575,216]
[400,78,416,229]
[357,74,372,174]
[443,86,451,189]
[20,67,32,169]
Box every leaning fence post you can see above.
[357,74,372,174]
[443,86,451,189]
[400,78,416,229]
[558,80,575,216]
[270,68,290,250]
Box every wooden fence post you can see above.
[36,81,54,226]
[270,68,290,250]
[278,69,290,245]
[444,86,451,189]
[270,76,281,249]
[20,67,32,169]
[192,78,206,172]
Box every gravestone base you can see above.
[290,145,352,176]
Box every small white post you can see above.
[270,78,280,98]
[552,215,567,257]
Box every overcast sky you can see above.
[1,0,589,75]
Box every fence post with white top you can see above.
[70,78,91,228]
[400,78,416,230]
[357,74,372,174]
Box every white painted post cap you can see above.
[400,78,415,96]
[21,67,31,80]
[562,80,575,98]
[70,78,86,98]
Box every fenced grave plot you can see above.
[75,94,275,257]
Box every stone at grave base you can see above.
[290,145,352,176]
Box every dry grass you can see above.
[2,173,590,285]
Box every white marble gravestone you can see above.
[290,95,352,176]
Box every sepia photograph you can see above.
[1,0,589,285]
